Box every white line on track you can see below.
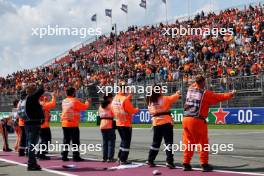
[209,132,264,136]
[213,169,264,176]
[1,153,264,176]
[153,164,264,176]
[231,155,257,159]
[0,157,77,176]
[81,156,264,176]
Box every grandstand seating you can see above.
[0,3,263,111]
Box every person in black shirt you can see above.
[25,84,45,171]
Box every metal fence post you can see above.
[181,73,184,110]
[260,71,264,96]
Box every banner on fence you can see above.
[0,112,11,120]
[2,107,263,124]
[132,107,264,124]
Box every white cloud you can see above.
[0,0,166,76]
[0,0,162,76]
[0,0,251,76]
[0,0,16,15]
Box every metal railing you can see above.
[0,74,263,112]
[80,74,264,109]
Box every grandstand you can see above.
[0,2,264,111]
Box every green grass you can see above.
[50,122,264,130]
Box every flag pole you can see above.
[145,8,147,25]
[187,0,190,20]
[95,14,98,40]
[147,0,149,25]
[114,23,118,85]
[95,13,98,29]
[110,16,112,30]
[126,0,129,30]
[126,12,128,30]
[165,0,168,25]
[210,0,213,12]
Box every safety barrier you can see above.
[0,107,258,125]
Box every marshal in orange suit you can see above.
[182,75,235,172]
[61,87,90,162]
[112,89,139,165]
[37,93,56,160]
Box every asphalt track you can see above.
[0,127,264,176]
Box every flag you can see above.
[91,14,97,22]
[162,0,166,3]
[139,0,146,9]
[105,9,112,18]
[121,4,128,13]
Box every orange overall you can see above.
[183,83,234,165]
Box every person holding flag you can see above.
[182,75,235,172]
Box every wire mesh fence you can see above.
[0,74,263,112]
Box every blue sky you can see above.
[0,0,262,76]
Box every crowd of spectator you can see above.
[0,4,264,96]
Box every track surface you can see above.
[0,127,264,176]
